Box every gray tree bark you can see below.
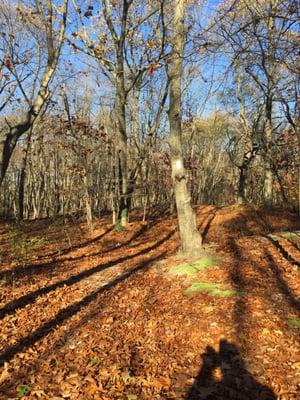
[167,0,202,255]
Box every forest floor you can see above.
[0,205,299,400]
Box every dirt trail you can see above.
[0,205,299,399]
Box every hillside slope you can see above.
[0,205,299,399]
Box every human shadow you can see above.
[186,340,275,400]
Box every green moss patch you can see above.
[169,264,199,276]
[168,256,217,277]
[193,256,217,269]
[209,289,243,297]
[184,282,243,298]
[287,318,300,328]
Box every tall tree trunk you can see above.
[83,168,93,232]
[237,166,247,205]
[115,61,128,227]
[236,149,258,205]
[263,7,276,207]
[235,70,254,205]
[263,112,273,206]
[18,128,33,220]
[296,130,300,215]
[168,0,202,255]
[279,88,299,214]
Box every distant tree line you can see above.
[0,0,298,252]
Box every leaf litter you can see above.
[0,205,299,399]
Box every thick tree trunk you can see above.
[168,0,202,255]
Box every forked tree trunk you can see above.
[168,0,202,255]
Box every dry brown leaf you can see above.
[0,362,10,385]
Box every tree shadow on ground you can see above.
[0,229,176,320]
[263,246,300,311]
[198,207,218,244]
[186,340,275,400]
[0,224,145,282]
[38,225,115,258]
[0,250,167,368]
[226,235,300,363]
[0,218,168,283]
[222,209,300,335]
[221,207,300,239]
[263,235,300,268]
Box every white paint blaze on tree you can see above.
[167,0,202,255]
[0,0,298,220]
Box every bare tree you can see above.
[68,0,167,226]
[0,0,68,185]
[167,0,202,254]
[213,0,297,206]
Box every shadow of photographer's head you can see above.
[186,339,276,400]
